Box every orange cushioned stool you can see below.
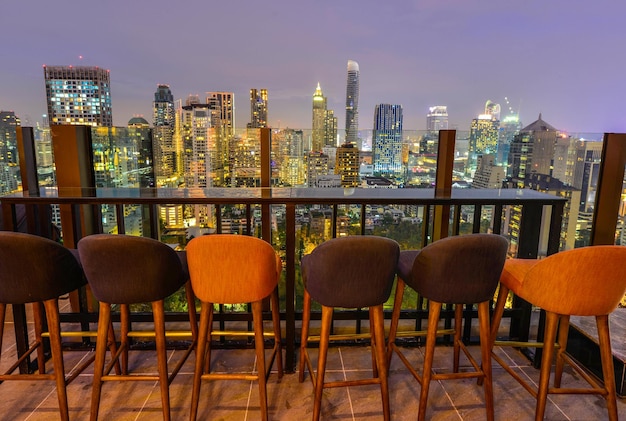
[186,234,283,421]
[490,246,626,421]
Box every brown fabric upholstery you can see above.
[500,246,626,316]
[397,250,420,281]
[409,234,508,304]
[301,236,400,308]
[78,234,186,304]
[186,234,281,304]
[0,232,85,304]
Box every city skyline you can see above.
[1,1,626,133]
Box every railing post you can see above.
[433,130,456,241]
[260,128,271,242]
[50,125,98,247]
[591,133,626,245]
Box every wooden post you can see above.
[432,130,456,241]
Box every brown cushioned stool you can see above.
[0,232,90,421]
[299,236,400,421]
[387,233,508,421]
[490,246,626,421]
[186,234,283,421]
[78,234,197,421]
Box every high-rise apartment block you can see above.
[248,89,268,129]
[426,106,448,132]
[344,60,360,146]
[508,114,558,186]
[468,111,500,175]
[372,104,403,179]
[43,65,112,127]
[0,111,20,195]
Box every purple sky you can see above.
[1,0,625,134]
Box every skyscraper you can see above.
[344,60,360,146]
[0,111,20,194]
[248,88,268,129]
[372,104,403,179]
[43,65,112,127]
[426,106,448,132]
[152,84,176,182]
[336,142,360,187]
[312,83,338,152]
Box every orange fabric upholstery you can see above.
[500,246,626,316]
[186,234,280,304]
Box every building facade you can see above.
[152,84,177,183]
[43,65,112,127]
[372,104,403,179]
[248,88,268,129]
[344,60,360,146]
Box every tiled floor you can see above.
[1,305,625,420]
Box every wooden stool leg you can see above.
[298,290,311,382]
[32,301,46,374]
[90,302,111,421]
[185,280,198,341]
[44,299,69,421]
[271,288,283,378]
[190,302,211,421]
[313,305,333,421]
[418,301,441,421]
[151,300,171,421]
[597,315,619,421]
[387,278,405,366]
[120,303,130,374]
[369,310,378,377]
[372,304,390,421]
[478,301,494,421]
[453,304,463,373]
[535,311,559,421]
[253,300,269,421]
[554,315,570,388]
[0,303,5,364]
[490,284,509,345]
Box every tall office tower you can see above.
[344,60,360,146]
[312,83,327,152]
[206,92,235,185]
[152,84,177,183]
[0,111,20,195]
[484,100,501,121]
[508,114,558,187]
[43,65,112,127]
[497,113,521,168]
[127,117,155,188]
[572,139,603,213]
[426,106,448,132]
[306,151,329,187]
[372,104,403,179]
[468,113,500,175]
[336,142,360,187]
[248,89,268,129]
[311,83,339,151]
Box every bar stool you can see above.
[299,236,400,421]
[185,234,283,421]
[490,246,626,421]
[78,234,197,421]
[0,232,88,421]
[387,233,508,421]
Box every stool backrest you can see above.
[522,245,626,316]
[186,234,280,304]
[301,236,400,308]
[412,234,508,303]
[78,234,186,304]
[0,232,85,304]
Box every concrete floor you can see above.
[1,305,625,420]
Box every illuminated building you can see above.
[468,111,500,175]
[372,104,403,179]
[336,142,360,187]
[306,151,329,187]
[152,84,177,182]
[248,88,268,129]
[0,111,20,194]
[344,60,360,146]
[312,83,338,151]
[426,106,448,132]
[43,65,112,127]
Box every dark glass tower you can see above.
[372,104,403,179]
